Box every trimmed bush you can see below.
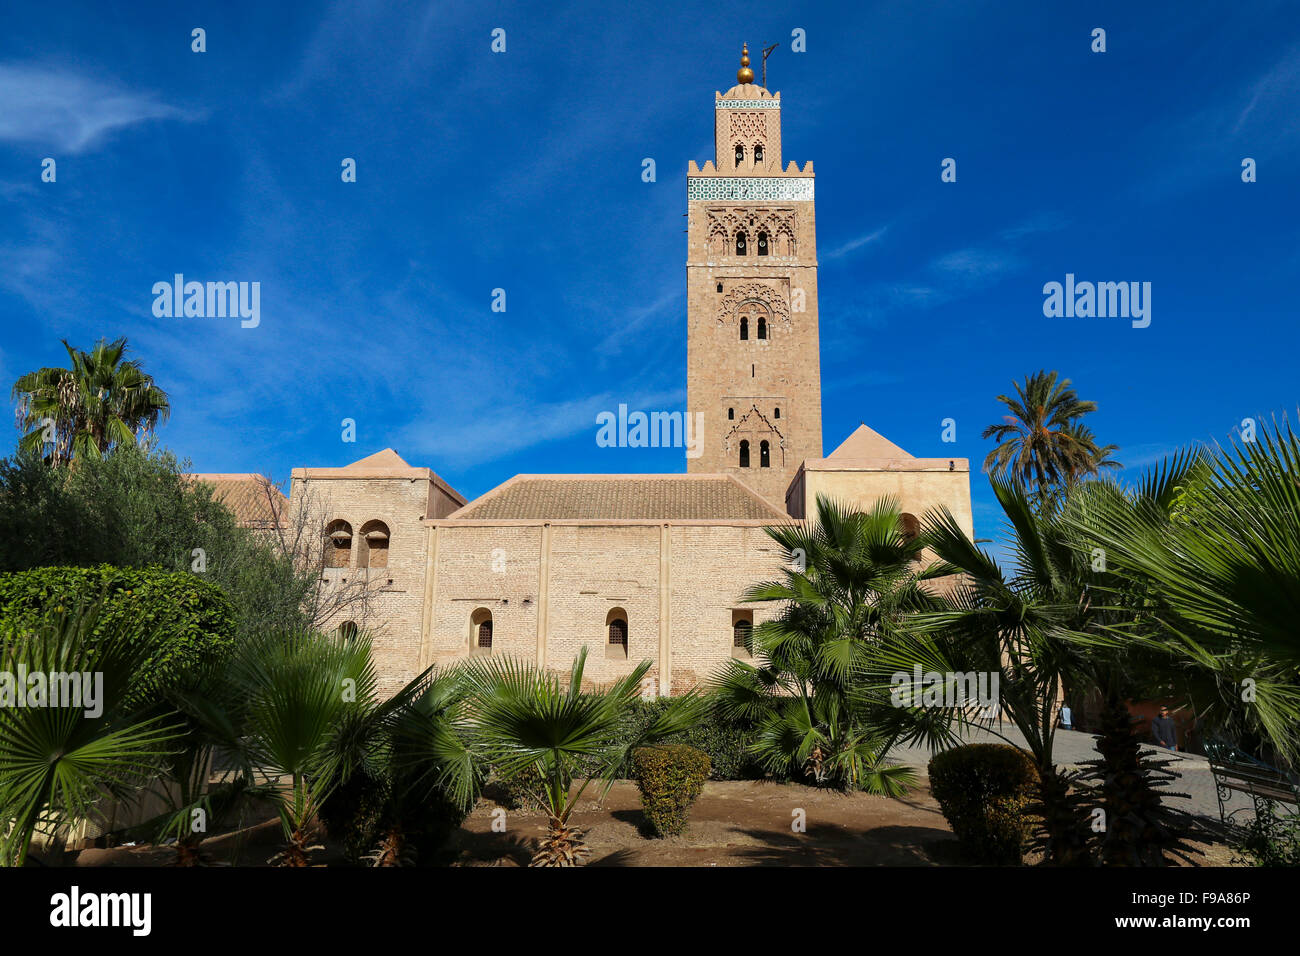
[0,565,236,705]
[928,743,1039,865]
[631,744,710,837]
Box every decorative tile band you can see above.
[687,177,814,201]
[716,99,781,109]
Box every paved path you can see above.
[891,722,1247,823]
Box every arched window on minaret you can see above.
[774,407,780,419]
[735,231,747,256]
[739,440,750,468]
[754,144,764,165]
[739,317,748,340]
[760,440,771,468]
[757,317,767,340]
[734,143,744,168]
[728,407,735,420]
[757,231,769,256]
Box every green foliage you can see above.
[631,745,710,837]
[928,744,1039,865]
[0,446,312,638]
[11,337,169,466]
[462,647,707,866]
[712,494,941,793]
[1236,812,1300,867]
[0,565,235,707]
[0,607,180,866]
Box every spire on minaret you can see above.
[737,43,754,84]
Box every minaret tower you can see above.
[685,44,823,510]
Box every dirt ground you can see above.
[54,777,1239,867]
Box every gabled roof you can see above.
[447,474,789,522]
[344,448,410,469]
[826,424,914,461]
[189,474,287,530]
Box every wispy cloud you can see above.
[0,63,189,153]
[824,225,888,259]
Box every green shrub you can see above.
[0,565,236,705]
[928,743,1039,865]
[1236,811,1300,867]
[584,698,760,781]
[631,744,710,837]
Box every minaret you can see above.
[685,44,823,511]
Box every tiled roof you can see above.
[452,475,789,521]
[190,474,287,529]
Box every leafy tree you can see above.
[982,370,1118,503]
[462,647,706,866]
[712,495,948,794]
[11,337,169,466]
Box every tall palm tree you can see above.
[12,337,170,466]
[0,607,180,867]
[982,370,1117,502]
[712,494,950,793]
[462,647,706,866]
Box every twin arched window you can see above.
[735,231,747,256]
[760,440,771,468]
[739,440,750,468]
[325,518,390,569]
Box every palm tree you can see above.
[228,629,379,866]
[12,337,170,466]
[322,665,480,866]
[712,494,949,793]
[0,607,179,867]
[982,370,1117,502]
[462,647,706,866]
[1069,421,1300,767]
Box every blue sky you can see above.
[2,0,1298,544]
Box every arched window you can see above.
[716,282,723,293]
[899,513,923,562]
[754,144,764,164]
[606,608,628,660]
[358,519,390,569]
[774,407,780,419]
[757,317,767,339]
[760,440,771,468]
[732,610,754,659]
[471,608,493,655]
[339,621,359,642]
[757,231,769,256]
[735,231,747,256]
[740,316,748,340]
[734,144,744,168]
[728,407,735,420]
[739,440,750,468]
[325,520,352,568]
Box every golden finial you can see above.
[737,43,754,84]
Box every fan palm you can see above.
[11,337,170,466]
[0,607,180,866]
[462,647,706,866]
[322,664,480,866]
[1067,420,1300,766]
[228,628,379,866]
[982,370,1117,502]
[712,494,949,793]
